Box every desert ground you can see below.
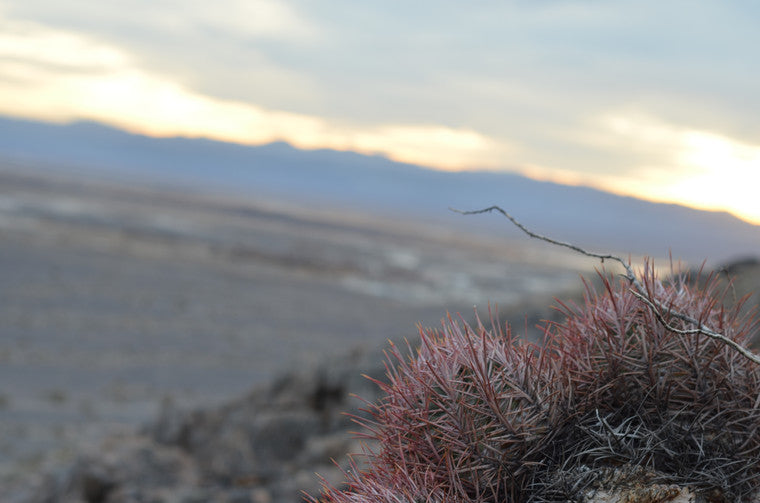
[0,167,598,488]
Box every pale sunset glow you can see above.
[595,114,760,224]
[0,2,757,224]
[667,132,760,224]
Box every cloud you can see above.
[2,0,319,42]
[0,13,506,171]
[179,0,319,40]
[0,17,128,71]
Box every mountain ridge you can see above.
[0,115,757,264]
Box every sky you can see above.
[0,1,759,223]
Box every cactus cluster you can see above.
[313,265,760,502]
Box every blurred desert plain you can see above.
[0,163,596,482]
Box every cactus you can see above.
[311,264,760,502]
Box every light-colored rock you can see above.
[588,485,695,503]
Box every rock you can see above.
[55,434,199,503]
[24,344,392,503]
[588,485,695,503]
[150,397,192,447]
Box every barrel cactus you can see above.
[311,264,760,502]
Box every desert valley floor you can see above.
[0,167,600,483]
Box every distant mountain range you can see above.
[1,115,758,264]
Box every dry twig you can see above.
[451,205,760,366]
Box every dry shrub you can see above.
[312,264,760,502]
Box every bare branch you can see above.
[450,206,638,284]
[630,289,760,365]
[452,205,760,366]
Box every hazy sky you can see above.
[1,1,758,223]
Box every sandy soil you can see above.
[0,168,593,484]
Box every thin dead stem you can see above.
[451,205,760,366]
